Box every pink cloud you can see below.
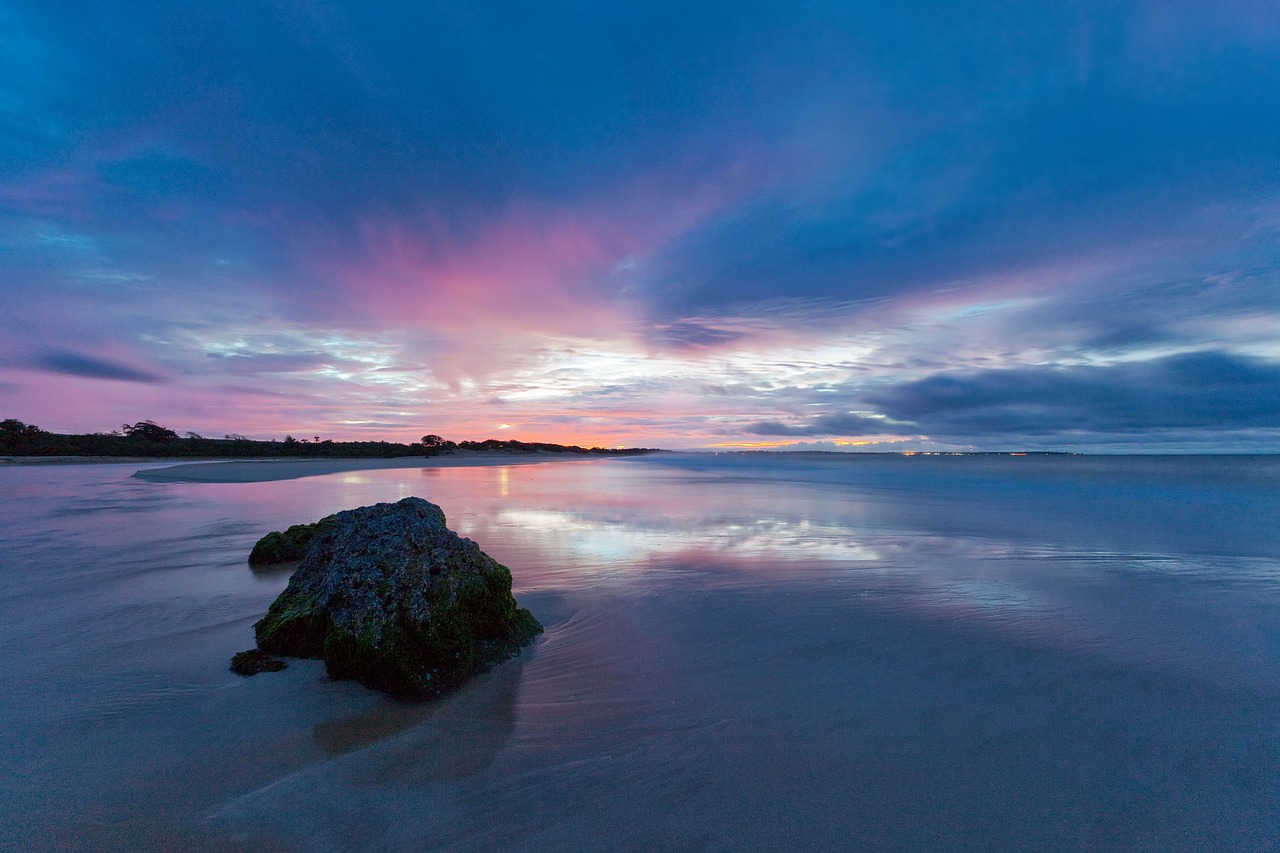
[305,162,775,385]
[346,208,625,333]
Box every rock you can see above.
[230,649,288,675]
[249,496,542,698]
[248,516,337,564]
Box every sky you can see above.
[2,1,1278,451]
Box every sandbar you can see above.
[3,455,164,466]
[131,451,618,484]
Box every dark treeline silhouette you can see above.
[0,419,659,459]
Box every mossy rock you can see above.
[248,515,338,564]
[251,497,542,698]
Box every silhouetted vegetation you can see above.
[0,418,660,459]
[122,420,178,443]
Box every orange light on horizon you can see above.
[707,440,801,448]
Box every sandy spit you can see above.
[2,455,168,466]
[129,451,625,484]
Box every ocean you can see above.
[2,453,1278,850]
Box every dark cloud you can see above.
[747,412,893,437]
[636,4,1280,320]
[4,1,806,224]
[998,262,1280,358]
[866,351,1280,437]
[743,352,1280,444]
[34,350,163,383]
[8,2,1278,322]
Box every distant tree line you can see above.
[421,434,655,455]
[0,419,658,459]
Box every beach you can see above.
[2,453,1279,851]
[0,450,627,480]
[132,451,616,483]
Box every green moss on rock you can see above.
[255,591,326,657]
[248,496,542,698]
[248,515,338,564]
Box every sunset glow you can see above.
[2,2,1278,450]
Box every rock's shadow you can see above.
[311,649,529,780]
[247,558,299,577]
[307,588,570,777]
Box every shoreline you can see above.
[2,455,177,466]
[129,450,634,483]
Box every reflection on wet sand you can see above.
[495,506,883,565]
[312,650,525,775]
[370,654,524,782]
[3,456,1280,851]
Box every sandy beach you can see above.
[122,451,628,483]
[2,455,170,466]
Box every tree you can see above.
[2,418,40,438]
[421,434,445,447]
[1,418,45,450]
[122,420,178,443]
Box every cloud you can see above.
[205,351,354,376]
[865,351,1280,437]
[32,350,163,383]
[645,321,748,351]
[746,412,893,437]
[738,351,1280,447]
[630,3,1280,324]
[2,2,1279,448]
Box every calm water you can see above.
[2,454,1279,851]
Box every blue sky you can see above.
[1,0,1278,449]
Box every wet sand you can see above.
[3,455,1279,851]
